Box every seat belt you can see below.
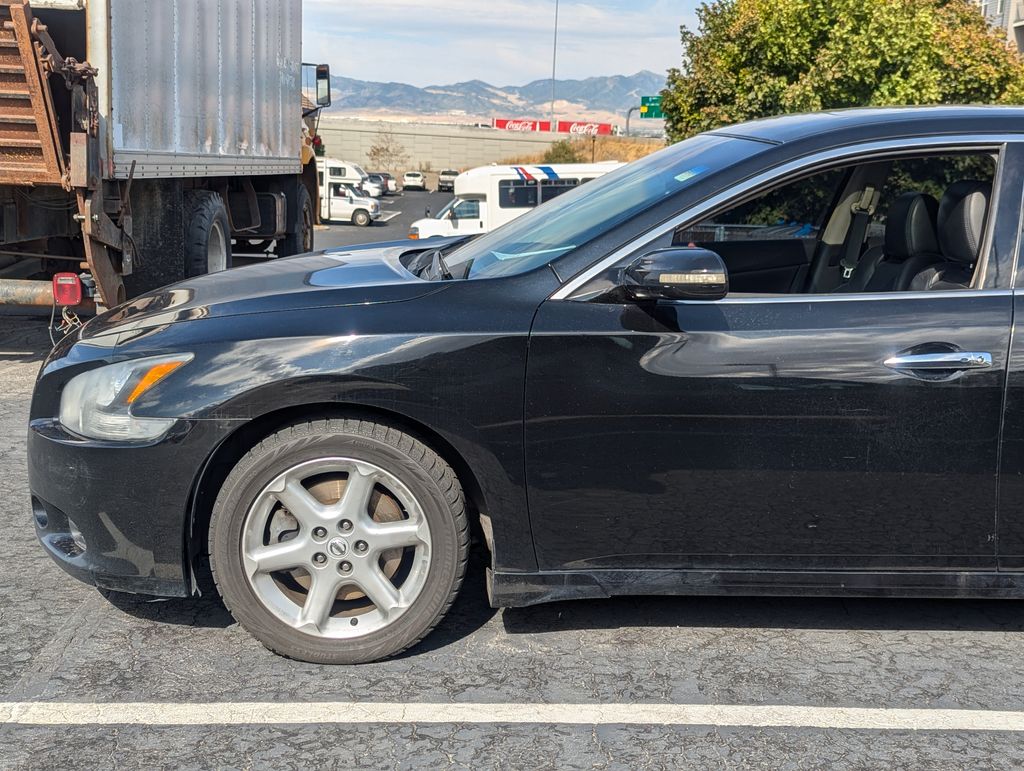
[839,186,880,280]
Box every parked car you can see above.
[29,106,1024,665]
[374,172,398,194]
[403,170,425,191]
[437,169,460,193]
[360,176,384,198]
[320,182,381,226]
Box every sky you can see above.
[302,0,699,87]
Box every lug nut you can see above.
[312,552,327,566]
[312,527,327,540]
[338,561,352,574]
[355,540,368,554]
[339,519,353,533]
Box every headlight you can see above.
[59,353,193,441]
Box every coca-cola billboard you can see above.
[492,118,614,135]
[557,121,613,136]
[493,118,552,132]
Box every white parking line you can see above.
[378,211,402,223]
[3,702,1024,730]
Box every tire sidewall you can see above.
[352,210,370,227]
[210,429,461,664]
[185,192,233,278]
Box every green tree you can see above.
[662,0,1024,142]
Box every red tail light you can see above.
[52,272,82,307]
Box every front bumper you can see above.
[28,417,235,597]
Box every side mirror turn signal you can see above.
[621,247,728,302]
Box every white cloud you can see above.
[302,0,696,86]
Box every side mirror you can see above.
[622,247,728,301]
[424,207,431,218]
[315,64,331,107]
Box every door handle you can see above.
[884,351,992,371]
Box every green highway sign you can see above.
[639,95,663,119]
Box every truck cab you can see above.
[407,162,624,240]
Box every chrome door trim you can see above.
[550,133,1018,301]
[884,351,993,371]
[672,289,1012,304]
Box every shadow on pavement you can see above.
[98,584,235,629]
[501,593,1024,636]
[98,548,500,650]
[0,317,54,362]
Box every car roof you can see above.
[709,106,1024,146]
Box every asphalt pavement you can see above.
[315,188,452,251]
[3,207,1024,767]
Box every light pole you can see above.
[625,106,638,137]
[550,0,559,131]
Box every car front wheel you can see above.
[209,418,469,664]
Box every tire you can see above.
[184,191,232,278]
[352,209,371,227]
[209,418,469,664]
[278,183,314,257]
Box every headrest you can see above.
[938,181,991,264]
[884,192,938,261]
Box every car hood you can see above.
[81,238,461,340]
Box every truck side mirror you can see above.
[315,64,331,107]
[424,207,431,218]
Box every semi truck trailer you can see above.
[0,0,329,310]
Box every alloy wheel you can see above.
[240,457,432,638]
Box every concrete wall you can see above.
[315,117,563,173]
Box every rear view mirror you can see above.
[622,248,728,301]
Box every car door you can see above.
[524,143,1019,574]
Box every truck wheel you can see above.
[184,191,232,277]
[352,210,371,227]
[208,418,469,664]
[278,184,314,257]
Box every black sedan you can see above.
[28,106,1024,664]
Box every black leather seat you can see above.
[908,180,991,291]
[836,192,941,293]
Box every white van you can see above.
[407,162,624,239]
[317,157,379,198]
[320,181,381,227]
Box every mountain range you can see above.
[326,71,666,124]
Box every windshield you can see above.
[443,134,767,279]
[435,199,457,219]
[353,165,368,179]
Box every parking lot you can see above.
[1,208,1024,768]
[313,188,454,252]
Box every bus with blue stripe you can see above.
[408,162,624,240]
